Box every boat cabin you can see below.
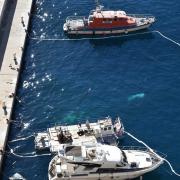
[88,10,136,28]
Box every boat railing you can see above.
[121,146,167,158]
[127,14,155,18]
[66,16,86,21]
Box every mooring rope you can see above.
[10,149,51,158]
[28,30,180,48]
[155,31,180,47]
[8,134,34,143]
[29,31,154,41]
[124,130,180,177]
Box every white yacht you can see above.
[35,117,124,153]
[48,144,163,180]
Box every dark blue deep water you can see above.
[2,0,180,179]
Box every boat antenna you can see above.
[95,0,104,12]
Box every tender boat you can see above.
[35,117,124,153]
[63,4,155,35]
[48,143,163,180]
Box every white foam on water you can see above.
[32,30,36,35]
[47,105,54,109]
[32,63,36,67]
[9,173,26,180]
[31,54,34,58]
[45,73,52,81]
[128,93,145,101]
[23,81,30,89]
[37,92,41,97]
[43,12,48,17]
[29,72,36,80]
[40,34,45,39]
[23,123,30,130]
[50,14,53,20]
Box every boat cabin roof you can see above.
[64,144,123,162]
[92,10,126,19]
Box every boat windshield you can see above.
[88,15,94,22]
[121,150,128,163]
[65,146,82,157]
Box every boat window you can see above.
[108,126,111,130]
[146,157,151,162]
[119,18,124,21]
[65,146,82,156]
[102,19,112,24]
[89,16,94,22]
[104,127,107,131]
[114,16,117,21]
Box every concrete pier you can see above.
[0,0,33,172]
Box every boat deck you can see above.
[35,118,123,153]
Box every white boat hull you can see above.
[49,161,162,180]
[64,23,152,35]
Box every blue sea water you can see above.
[2,0,180,179]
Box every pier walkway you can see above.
[0,0,33,173]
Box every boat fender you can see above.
[125,30,128,34]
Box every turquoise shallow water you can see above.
[2,0,180,179]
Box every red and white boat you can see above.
[63,5,155,35]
